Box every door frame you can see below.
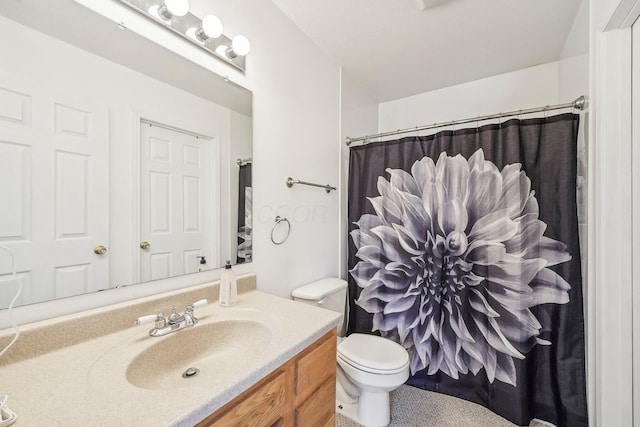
[130,111,220,284]
[590,1,640,425]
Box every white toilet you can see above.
[292,278,410,427]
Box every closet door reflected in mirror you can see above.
[138,122,217,282]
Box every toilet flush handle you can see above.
[317,299,325,305]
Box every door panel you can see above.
[0,140,30,240]
[55,151,90,238]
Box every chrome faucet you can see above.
[134,299,208,337]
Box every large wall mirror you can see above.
[0,0,253,308]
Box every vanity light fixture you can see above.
[116,0,250,71]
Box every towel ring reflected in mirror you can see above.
[271,216,291,245]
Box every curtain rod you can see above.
[345,95,587,146]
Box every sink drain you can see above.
[182,367,200,378]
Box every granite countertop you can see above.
[0,285,341,426]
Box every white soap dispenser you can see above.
[218,260,237,307]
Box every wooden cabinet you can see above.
[197,329,337,427]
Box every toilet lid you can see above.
[338,333,409,373]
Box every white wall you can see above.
[339,70,379,278]
[561,0,589,60]
[379,62,562,132]
[559,0,590,110]
[207,0,341,298]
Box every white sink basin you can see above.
[87,308,275,392]
[126,320,272,390]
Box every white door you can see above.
[0,74,110,306]
[139,122,214,282]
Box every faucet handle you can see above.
[134,313,165,326]
[191,299,209,309]
[186,299,208,311]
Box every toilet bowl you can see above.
[291,278,410,427]
[336,333,410,427]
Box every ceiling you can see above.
[272,0,587,103]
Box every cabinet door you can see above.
[294,329,337,426]
[295,330,337,403]
[296,379,336,427]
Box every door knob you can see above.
[93,245,108,255]
[140,241,151,250]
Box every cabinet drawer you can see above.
[199,370,286,427]
[295,330,337,402]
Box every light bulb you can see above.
[201,15,223,39]
[164,0,189,17]
[215,45,229,57]
[230,35,250,57]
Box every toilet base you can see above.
[336,389,391,427]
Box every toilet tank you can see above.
[291,278,348,333]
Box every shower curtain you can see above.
[347,113,587,426]
[236,163,252,263]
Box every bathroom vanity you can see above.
[198,329,336,426]
[0,274,340,426]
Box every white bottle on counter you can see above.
[197,255,207,272]
[218,260,237,307]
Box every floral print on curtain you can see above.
[347,113,588,427]
[350,149,571,385]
